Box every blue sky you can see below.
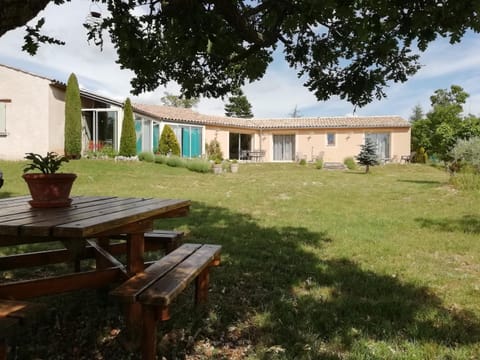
[1,0,479,120]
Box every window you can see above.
[0,102,7,135]
[326,133,336,146]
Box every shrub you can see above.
[344,157,357,170]
[299,159,307,166]
[118,98,137,157]
[450,137,480,173]
[414,147,428,163]
[166,155,186,168]
[138,152,155,162]
[158,125,181,156]
[64,73,82,158]
[315,159,323,169]
[155,155,167,164]
[450,172,480,191]
[99,145,117,158]
[186,158,211,173]
[206,139,223,161]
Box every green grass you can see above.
[1,160,480,359]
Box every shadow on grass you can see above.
[398,179,443,185]
[9,202,480,359]
[154,202,480,359]
[416,215,480,234]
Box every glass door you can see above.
[273,135,295,161]
[82,110,118,152]
[365,133,390,160]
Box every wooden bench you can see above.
[112,230,184,254]
[110,243,221,360]
[0,300,44,360]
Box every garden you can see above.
[0,160,479,359]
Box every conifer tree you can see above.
[224,89,253,118]
[119,98,137,156]
[158,125,180,156]
[64,73,82,158]
[356,138,379,173]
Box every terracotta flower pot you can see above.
[22,173,77,208]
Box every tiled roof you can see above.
[133,103,410,130]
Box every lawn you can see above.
[1,159,480,359]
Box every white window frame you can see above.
[0,101,8,136]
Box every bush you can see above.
[186,158,211,173]
[118,98,137,157]
[343,157,357,170]
[414,147,428,163]
[158,125,181,156]
[206,139,223,161]
[154,155,167,164]
[166,155,186,168]
[450,172,480,191]
[450,137,480,173]
[64,73,82,158]
[299,159,307,166]
[138,152,155,162]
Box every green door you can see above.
[135,120,142,154]
[153,124,160,153]
[181,127,202,157]
[190,127,201,157]
[182,128,191,157]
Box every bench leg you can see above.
[0,338,7,360]
[195,268,210,304]
[141,305,159,360]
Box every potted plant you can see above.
[212,158,223,174]
[230,159,239,173]
[22,152,77,208]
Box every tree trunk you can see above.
[0,0,52,37]
[365,165,370,173]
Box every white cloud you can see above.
[1,1,479,119]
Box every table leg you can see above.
[125,232,146,349]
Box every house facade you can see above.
[134,104,411,163]
[0,64,411,163]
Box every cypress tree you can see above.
[158,125,180,156]
[356,138,379,173]
[119,98,137,156]
[64,73,82,158]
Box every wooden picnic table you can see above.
[0,195,190,351]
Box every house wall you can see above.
[0,66,55,160]
[205,127,230,158]
[49,86,67,154]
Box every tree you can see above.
[356,138,379,173]
[3,1,480,107]
[160,92,199,108]
[158,125,180,156]
[411,85,480,162]
[118,98,136,157]
[64,73,82,158]
[409,104,424,123]
[224,89,253,118]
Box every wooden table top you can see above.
[0,196,191,240]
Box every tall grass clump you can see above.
[186,158,211,173]
[344,156,357,170]
[138,152,155,162]
[450,172,480,191]
[166,155,186,168]
[315,158,323,169]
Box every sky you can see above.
[1,1,479,120]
